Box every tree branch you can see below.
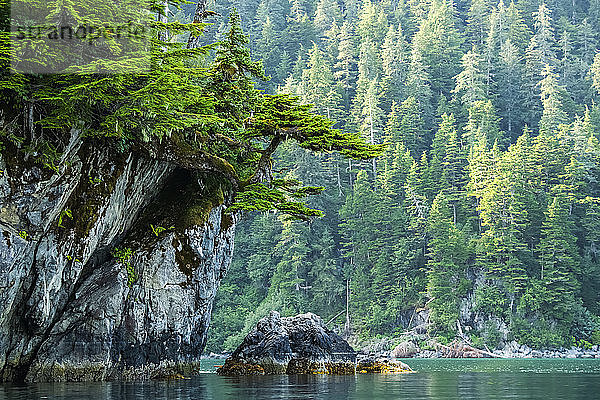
[247,134,283,186]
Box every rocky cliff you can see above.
[0,132,237,382]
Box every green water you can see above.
[1,359,599,399]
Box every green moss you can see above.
[591,330,600,346]
[216,360,265,376]
[113,168,230,278]
[72,165,124,238]
[179,172,225,229]
[112,247,136,287]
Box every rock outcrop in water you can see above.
[356,356,412,373]
[0,132,237,382]
[217,311,412,375]
[217,311,357,375]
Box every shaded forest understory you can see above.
[200,0,600,352]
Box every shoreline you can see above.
[203,343,600,361]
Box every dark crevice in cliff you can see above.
[122,167,230,277]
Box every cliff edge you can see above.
[0,133,236,382]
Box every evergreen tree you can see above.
[408,0,433,22]
[381,24,410,110]
[357,0,388,44]
[442,114,467,224]
[385,97,427,158]
[538,195,580,320]
[467,0,494,47]
[478,139,531,296]
[497,39,526,137]
[339,169,379,330]
[300,43,343,122]
[464,100,504,146]
[404,156,431,257]
[430,113,454,192]
[256,16,280,89]
[453,48,487,110]
[412,0,465,98]
[539,64,569,134]
[270,216,312,315]
[427,192,471,338]
[310,227,344,316]
[406,44,434,126]
[524,2,558,127]
[592,54,600,95]
[314,0,343,36]
[334,21,359,111]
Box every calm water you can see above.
[1,359,599,400]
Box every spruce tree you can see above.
[538,195,580,320]
[381,24,410,111]
[411,0,465,98]
[497,39,526,137]
[442,116,467,224]
[592,54,600,95]
[300,43,343,122]
[385,97,427,158]
[539,64,569,135]
[334,21,359,111]
[314,0,343,36]
[464,100,504,147]
[406,45,434,127]
[453,48,487,110]
[467,0,494,47]
[524,2,558,127]
[427,192,471,338]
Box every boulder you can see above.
[217,311,356,375]
[391,341,420,358]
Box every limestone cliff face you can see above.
[0,132,237,382]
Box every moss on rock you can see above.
[216,359,265,376]
[356,359,413,374]
[285,359,356,375]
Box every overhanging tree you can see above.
[1,3,383,225]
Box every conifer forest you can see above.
[199,0,600,352]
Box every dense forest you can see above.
[195,0,600,352]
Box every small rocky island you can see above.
[217,311,412,376]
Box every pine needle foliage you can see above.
[0,1,381,220]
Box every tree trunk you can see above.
[187,0,208,49]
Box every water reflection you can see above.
[1,359,600,400]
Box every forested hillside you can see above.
[201,0,600,352]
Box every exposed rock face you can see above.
[217,311,357,375]
[436,341,490,358]
[391,341,420,358]
[0,133,237,382]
